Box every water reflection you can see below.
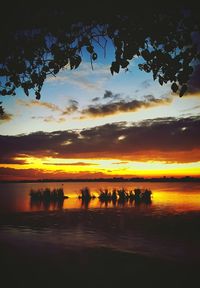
[80,198,91,209]
[99,197,152,208]
[30,198,64,211]
[29,196,152,211]
[0,182,200,213]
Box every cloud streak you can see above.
[42,161,98,166]
[46,63,110,91]
[81,95,172,117]
[17,99,62,112]
[17,99,79,122]
[31,116,66,123]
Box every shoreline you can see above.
[1,176,200,184]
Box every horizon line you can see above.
[1,176,200,183]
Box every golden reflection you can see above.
[28,182,200,212]
[29,190,200,212]
[153,190,200,212]
[29,196,151,211]
[1,182,200,213]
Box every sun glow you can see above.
[1,156,199,178]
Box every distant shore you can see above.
[0,176,200,183]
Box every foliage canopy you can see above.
[0,1,199,102]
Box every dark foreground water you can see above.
[0,182,200,287]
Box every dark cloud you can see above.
[78,117,200,158]
[92,97,100,102]
[103,90,112,98]
[0,130,79,162]
[0,116,200,163]
[62,100,79,115]
[103,90,120,99]
[0,167,107,181]
[81,95,172,117]
[0,112,12,122]
[0,167,48,181]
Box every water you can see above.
[0,181,200,265]
[0,181,200,214]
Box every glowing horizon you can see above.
[0,155,199,180]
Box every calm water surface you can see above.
[0,181,200,214]
[0,181,200,263]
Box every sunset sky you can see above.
[0,41,200,180]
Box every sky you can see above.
[0,40,200,180]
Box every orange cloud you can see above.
[0,112,12,122]
[0,167,107,181]
[16,99,62,112]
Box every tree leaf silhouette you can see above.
[0,1,199,101]
[171,82,179,93]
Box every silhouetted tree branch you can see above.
[0,1,199,103]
